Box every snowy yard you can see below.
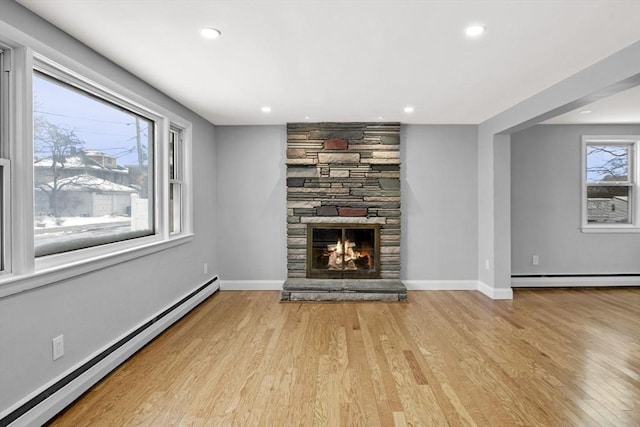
[34,215,131,230]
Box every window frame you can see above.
[0,46,11,274]
[169,126,184,235]
[0,45,193,297]
[581,135,640,233]
[0,46,7,157]
[32,66,157,257]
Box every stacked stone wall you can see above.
[286,122,401,279]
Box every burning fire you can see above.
[326,239,371,270]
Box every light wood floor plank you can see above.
[48,289,640,426]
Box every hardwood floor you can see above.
[49,289,640,426]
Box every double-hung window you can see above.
[582,135,639,232]
[0,43,192,290]
[169,127,183,234]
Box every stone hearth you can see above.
[282,122,406,301]
[283,279,406,302]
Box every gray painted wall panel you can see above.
[402,125,478,280]
[215,126,287,280]
[511,124,640,275]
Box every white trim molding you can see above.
[477,281,514,300]
[400,280,514,300]
[402,280,478,291]
[219,280,285,291]
[512,276,640,287]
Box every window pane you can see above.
[1,50,6,158]
[33,72,154,257]
[169,128,181,180]
[170,183,181,234]
[0,165,4,270]
[0,51,4,270]
[586,145,629,182]
[169,129,176,180]
[586,185,631,224]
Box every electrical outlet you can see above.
[532,255,539,265]
[204,263,208,275]
[485,259,490,270]
[52,335,64,360]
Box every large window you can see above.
[33,69,155,256]
[0,44,192,291]
[582,136,639,231]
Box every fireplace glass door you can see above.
[307,224,380,279]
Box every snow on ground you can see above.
[35,215,131,229]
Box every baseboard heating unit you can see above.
[0,277,219,427]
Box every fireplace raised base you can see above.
[281,279,406,302]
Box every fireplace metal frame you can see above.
[306,223,381,279]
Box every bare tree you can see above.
[34,120,85,217]
[586,146,628,181]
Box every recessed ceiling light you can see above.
[580,110,592,114]
[200,27,221,39]
[403,106,414,113]
[378,116,384,120]
[305,116,310,120]
[261,106,272,113]
[465,25,486,37]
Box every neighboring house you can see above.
[33,150,130,187]
[34,174,136,217]
[587,196,629,223]
[34,150,137,216]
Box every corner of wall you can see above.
[477,281,513,300]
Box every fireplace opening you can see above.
[307,224,380,279]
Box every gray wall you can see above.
[215,126,287,281]
[511,124,640,275]
[401,125,478,280]
[214,124,479,282]
[0,3,217,413]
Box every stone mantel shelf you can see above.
[300,217,387,224]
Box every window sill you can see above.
[0,233,194,298]
[581,226,640,234]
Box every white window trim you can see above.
[581,135,640,233]
[0,159,10,273]
[169,126,186,236]
[0,42,194,297]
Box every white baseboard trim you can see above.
[511,276,640,287]
[4,277,219,427]
[219,280,284,291]
[402,280,513,300]
[402,280,478,291]
[477,281,514,300]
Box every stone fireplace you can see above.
[282,122,406,301]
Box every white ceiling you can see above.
[17,0,640,126]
